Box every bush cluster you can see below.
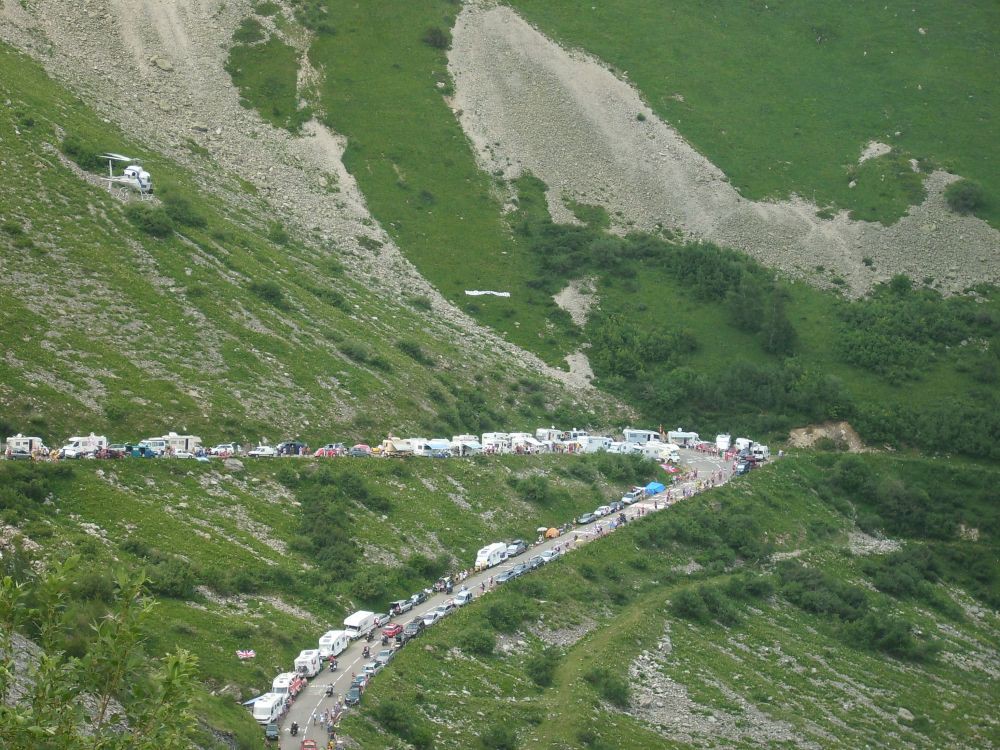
[583,665,630,708]
[125,203,173,238]
[373,700,434,750]
[249,279,288,309]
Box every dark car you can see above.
[276,440,308,456]
[609,500,625,513]
[5,449,32,461]
[736,462,752,476]
[527,555,544,570]
[577,513,598,525]
[345,686,362,706]
[505,539,527,557]
[351,673,368,691]
[403,619,424,637]
[511,563,529,578]
[409,590,429,606]
[495,569,517,585]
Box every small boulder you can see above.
[898,707,914,722]
[223,458,244,472]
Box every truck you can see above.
[475,542,508,571]
[318,629,349,658]
[343,610,376,640]
[293,649,322,678]
[59,433,107,458]
[251,693,286,725]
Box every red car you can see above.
[314,443,345,457]
[300,741,319,750]
[382,623,403,638]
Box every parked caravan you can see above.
[623,428,659,445]
[60,433,107,458]
[581,435,613,454]
[535,427,564,443]
[380,437,414,457]
[343,611,376,640]
[734,437,752,452]
[643,441,680,462]
[481,433,511,453]
[271,672,305,698]
[318,629,349,658]
[751,444,770,462]
[6,434,47,455]
[251,693,286,725]
[451,435,483,456]
[667,429,700,447]
[293,649,322,678]
[716,434,732,452]
[475,542,508,571]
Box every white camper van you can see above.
[251,692,285,725]
[271,672,301,697]
[318,629,349,658]
[60,433,107,458]
[475,542,508,571]
[716,434,732,452]
[6,434,46,455]
[481,433,511,453]
[751,444,770,462]
[623,428,659,445]
[734,437,752,452]
[580,435,613,453]
[142,432,202,455]
[644,441,680,463]
[293,649,321,678]
[343,611,376,640]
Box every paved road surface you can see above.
[277,448,731,748]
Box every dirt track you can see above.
[448,3,1000,296]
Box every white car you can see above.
[211,443,239,456]
[373,613,391,627]
[422,610,441,627]
[248,445,277,458]
[593,505,612,517]
[173,451,195,459]
[454,590,474,607]
[540,549,562,564]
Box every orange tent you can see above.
[545,528,560,539]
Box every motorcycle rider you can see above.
[290,721,299,736]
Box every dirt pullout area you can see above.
[788,421,870,452]
[0,0,596,393]
[448,3,1000,296]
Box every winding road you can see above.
[278,447,732,749]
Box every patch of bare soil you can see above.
[448,3,1000,297]
[788,421,870,452]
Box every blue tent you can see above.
[644,482,666,495]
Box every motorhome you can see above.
[59,433,107,458]
[623,428,659,445]
[716,434,732,452]
[481,433,511,454]
[251,693,286,725]
[535,427,564,443]
[643,441,681,462]
[380,437,414,457]
[343,611,377,640]
[271,672,305,698]
[6,434,46,455]
[751,444,770,462]
[580,435,613,454]
[318,629,349,658]
[667,429,700,447]
[451,435,482,456]
[734,437,752,452]
[293,649,322,678]
[141,432,202,455]
[475,542,508,571]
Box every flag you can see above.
[236,649,256,660]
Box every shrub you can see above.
[60,134,106,171]
[161,192,207,228]
[396,339,434,366]
[484,597,532,633]
[422,26,451,49]
[146,558,197,598]
[125,203,173,237]
[944,179,986,215]
[410,295,433,311]
[583,666,630,708]
[526,646,561,687]
[373,700,435,750]
[249,279,288,309]
[480,725,518,750]
[254,1,279,15]
[459,626,494,656]
[233,17,266,44]
[267,221,290,245]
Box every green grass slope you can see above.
[0,42,597,448]
[344,452,1000,749]
[1,452,658,746]
[510,0,1000,228]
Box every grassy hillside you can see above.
[343,451,1000,749]
[510,0,1000,228]
[0,452,659,746]
[0,42,599,447]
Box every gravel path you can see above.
[449,3,1000,296]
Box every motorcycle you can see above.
[329,659,338,672]
[362,645,370,659]
[365,630,375,643]
[381,635,389,646]
[290,722,299,736]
